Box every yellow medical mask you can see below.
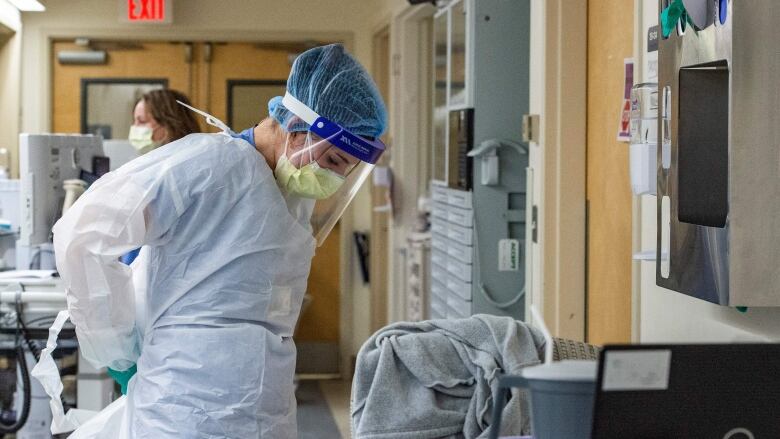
[274,154,345,199]
[129,125,162,154]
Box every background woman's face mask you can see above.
[129,125,162,154]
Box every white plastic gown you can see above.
[52,132,316,438]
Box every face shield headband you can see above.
[280,92,386,165]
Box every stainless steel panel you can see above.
[657,0,780,306]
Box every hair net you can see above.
[268,44,387,138]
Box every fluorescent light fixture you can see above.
[7,0,46,12]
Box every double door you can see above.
[53,41,299,134]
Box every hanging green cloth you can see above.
[660,0,693,38]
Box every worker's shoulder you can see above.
[163,133,262,172]
[182,132,256,159]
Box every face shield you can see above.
[278,92,385,246]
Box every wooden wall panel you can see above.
[586,0,635,345]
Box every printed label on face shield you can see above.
[498,239,520,272]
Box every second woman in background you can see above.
[122,89,199,266]
[128,89,200,154]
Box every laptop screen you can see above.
[591,344,780,439]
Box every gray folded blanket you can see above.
[351,314,545,438]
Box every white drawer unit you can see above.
[430,294,447,319]
[431,218,448,238]
[429,185,475,320]
[431,249,447,270]
[431,263,448,284]
[446,277,472,302]
[447,296,472,319]
[446,204,473,227]
[447,187,473,209]
[446,239,473,264]
[432,202,450,221]
[446,256,472,283]
[432,184,449,203]
[431,279,448,301]
[446,222,473,246]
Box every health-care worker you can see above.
[120,89,200,267]
[129,88,201,155]
[52,44,387,438]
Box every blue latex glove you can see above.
[107,364,137,395]
[119,248,141,265]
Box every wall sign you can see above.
[616,58,635,142]
[120,0,173,24]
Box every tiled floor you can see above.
[319,379,352,438]
[6,380,354,439]
[297,380,343,438]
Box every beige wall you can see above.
[0,0,20,177]
[18,0,405,366]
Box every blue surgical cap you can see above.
[268,44,387,138]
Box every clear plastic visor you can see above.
[282,131,374,247]
[285,132,361,177]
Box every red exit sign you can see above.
[122,0,173,23]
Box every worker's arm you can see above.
[52,170,187,371]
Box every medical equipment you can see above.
[17,134,105,270]
[429,0,530,319]
[0,179,21,269]
[62,179,87,215]
[656,0,780,306]
[101,139,139,171]
[0,273,113,438]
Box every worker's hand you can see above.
[107,364,137,395]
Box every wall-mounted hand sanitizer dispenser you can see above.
[656,0,780,306]
[630,83,658,196]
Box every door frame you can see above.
[0,7,21,178]
[526,0,588,340]
[30,28,356,376]
[387,4,436,323]
[370,24,391,332]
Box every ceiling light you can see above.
[7,0,46,12]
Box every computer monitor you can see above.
[592,344,780,439]
[101,139,140,171]
[18,134,105,247]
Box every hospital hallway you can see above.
[4,0,780,437]
[297,380,352,439]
